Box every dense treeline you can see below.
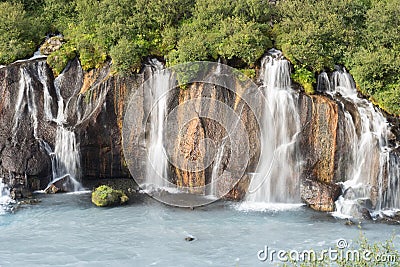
[0,0,399,114]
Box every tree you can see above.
[0,2,37,64]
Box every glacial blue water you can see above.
[0,192,399,266]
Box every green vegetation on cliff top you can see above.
[0,0,399,114]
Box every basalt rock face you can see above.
[0,58,137,194]
[1,56,398,213]
[52,59,136,181]
[298,94,344,211]
[169,80,260,198]
[0,60,54,190]
[300,179,341,212]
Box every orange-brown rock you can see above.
[300,179,341,212]
[299,94,339,184]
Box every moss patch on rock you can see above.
[91,185,129,207]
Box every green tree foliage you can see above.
[0,0,399,114]
[165,0,272,67]
[0,2,42,64]
[349,0,400,114]
[273,0,370,72]
[274,0,400,114]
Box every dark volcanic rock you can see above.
[0,58,139,195]
[44,176,70,194]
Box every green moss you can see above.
[91,185,129,207]
[291,66,316,95]
[84,89,94,104]
[239,68,256,79]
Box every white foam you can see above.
[66,190,91,195]
[235,201,305,212]
[139,184,182,195]
[0,179,15,215]
[330,211,352,220]
[370,209,400,218]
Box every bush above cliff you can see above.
[0,0,399,115]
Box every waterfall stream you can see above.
[0,178,14,214]
[48,65,82,191]
[318,68,400,218]
[12,61,82,192]
[144,59,170,191]
[209,137,227,197]
[244,50,302,208]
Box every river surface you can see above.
[0,192,399,266]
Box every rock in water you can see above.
[300,179,341,212]
[91,185,129,207]
[44,175,71,194]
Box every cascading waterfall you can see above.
[0,179,14,214]
[13,61,82,191]
[145,59,170,190]
[47,68,82,191]
[209,138,227,197]
[13,68,39,140]
[244,50,302,207]
[317,68,400,217]
[50,128,82,191]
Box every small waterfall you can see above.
[50,128,82,191]
[209,138,227,197]
[45,70,82,191]
[317,68,399,217]
[0,178,14,214]
[38,61,82,191]
[145,59,170,190]
[12,68,39,140]
[38,61,54,121]
[245,50,302,207]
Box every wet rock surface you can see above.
[300,179,341,212]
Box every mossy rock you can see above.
[40,36,65,55]
[91,185,129,207]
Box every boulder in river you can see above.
[91,185,129,207]
[44,175,72,194]
[300,179,341,212]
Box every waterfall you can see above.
[49,128,82,191]
[144,59,170,190]
[39,62,81,190]
[209,138,227,197]
[45,69,82,191]
[38,61,54,121]
[12,68,39,140]
[0,178,14,214]
[317,68,399,218]
[244,50,302,207]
